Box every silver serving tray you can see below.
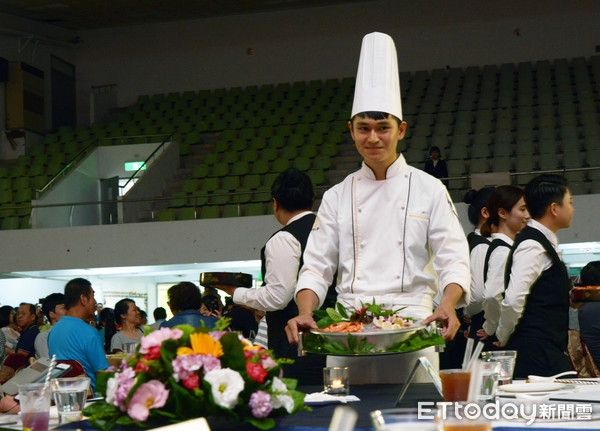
[308,323,428,353]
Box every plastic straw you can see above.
[466,359,483,403]
[43,355,56,394]
[462,338,474,370]
[467,341,485,371]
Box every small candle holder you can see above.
[323,367,350,395]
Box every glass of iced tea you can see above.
[439,369,471,402]
[18,383,51,431]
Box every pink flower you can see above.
[140,328,183,354]
[135,361,150,373]
[183,374,200,390]
[260,354,278,370]
[106,367,136,410]
[171,354,204,381]
[127,380,169,422]
[248,391,272,418]
[202,355,222,374]
[209,331,227,340]
[246,362,267,384]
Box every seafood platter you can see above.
[571,286,600,302]
[301,301,444,356]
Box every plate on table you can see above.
[571,286,600,302]
[499,382,569,393]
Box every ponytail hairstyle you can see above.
[464,187,495,236]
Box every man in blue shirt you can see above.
[160,282,217,329]
[49,278,108,392]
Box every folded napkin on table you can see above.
[304,392,360,404]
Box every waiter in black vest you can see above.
[493,174,575,378]
[215,168,333,384]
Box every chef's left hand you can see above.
[422,303,460,341]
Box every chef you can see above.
[285,32,471,383]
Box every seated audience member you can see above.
[14,303,39,358]
[110,299,143,353]
[578,261,600,368]
[48,278,109,392]
[98,308,116,354]
[148,307,167,330]
[34,293,66,359]
[0,306,18,363]
[138,309,148,328]
[161,282,217,329]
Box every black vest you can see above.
[483,237,511,284]
[262,213,336,359]
[503,226,570,347]
[467,231,489,252]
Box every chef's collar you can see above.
[360,153,407,180]
[528,218,559,250]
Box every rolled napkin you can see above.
[304,392,360,405]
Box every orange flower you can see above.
[177,333,224,358]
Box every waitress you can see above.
[477,186,529,344]
[285,32,470,384]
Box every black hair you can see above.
[202,295,223,314]
[153,307,167,320]
[0,305,14,328]
[464,187,495,226]
[580,261,600,286]
[19,303,36,316]
[351,111,402,126]
[486,186,525,228]
[114,298,135,325]
[524,174,569,220]
[64,278,92,310]
[429,146,441,155]
[41,293,66,320]
[99,308,116,353]
[271,168,314,212]
[168,282,202,312]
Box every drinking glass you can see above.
[370,408,437,431]
[439,369,471,402]
[18,383,51,431]
[50,377,91,425]
[480,350,517,385]
[323,367,350,395]
[479,361,501,402]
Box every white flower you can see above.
[105,377,119,406]
[271,394,294,414]
[270,377,294,413]
[204,368,245,410]
[271,377,287,394]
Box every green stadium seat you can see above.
[231,161,249,176]
[13,177,29,191]
[261,148,278,161]
[313,155,332,170]
[281,146,297,159]
[209,190,230,205]
[262,173,279,188]
[200,206,220,219]
[272,158,290,172]
[245,203,264,216]
[223,205,240,218]
[201,177,220,192]
[251,160,269,174]
[222,152,239,164]
[181,179,200,194]
[222,176,241,191]
[293,157,311,171]
[307,170,325,186]
[211,163,229,177]
[168,196,188,208]
[1,216,20,230]
[156,209,176,222]
[177,207,197,220]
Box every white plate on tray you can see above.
[499,382,568,393]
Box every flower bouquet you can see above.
[83,319,306,430]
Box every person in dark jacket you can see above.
[424,146,449,187]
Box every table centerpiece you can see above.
[83,319,306,430]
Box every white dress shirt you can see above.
[295,155,470,312]
[464,230,489,317]
[233,211,313,311]
[495,219,558,345]
[481,233,513,336]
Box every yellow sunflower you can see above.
[177,333,223,357]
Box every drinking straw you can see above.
[33,354,56,410]
[462,338,474,371]
[466,359,483,403]
[467,341,485,371]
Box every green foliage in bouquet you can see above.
[84,319,306,430]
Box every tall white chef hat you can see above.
[350,32,402,121]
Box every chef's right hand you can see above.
[285,314,318,345]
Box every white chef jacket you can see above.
[464,230,489,317]
[495,219,557,345]
[234,211,313,311]
[296,154,471,312]
[481,233,513,336]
